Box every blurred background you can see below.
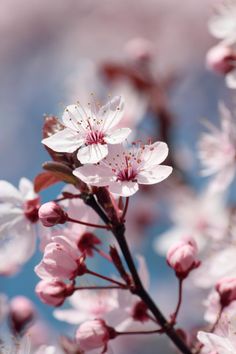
[0,0,232,353]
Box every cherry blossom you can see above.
[208,0,236,88]
[0,178,40,274]
[73,142,172,197]
[198,104,236,192]
[155,188,228,255]
[198,315,236,354]
[42,96,131,164]
[35,235,86,281]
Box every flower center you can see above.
[86,131,105,145]
[116,168,137,182]
[24,197,40,223]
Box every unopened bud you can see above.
[216,277,236,307]
[38,202,67,227]
[35,280,70,307]
[167,238,200,279]
[9,296,35,334]
[206,45,236,75]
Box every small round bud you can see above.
[167,238,200,279]
[35,280,69,306]
[38,202,67,227]
[206,45,236,75]
[216,277,236,307]
[125,37,154,63]
[75,319,112,352]
[9,296,35,333]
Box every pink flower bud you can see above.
[9,296,35,333]
[206,45,236,75]
[35,280,69,306]
[216,277,236,307]
[125,37,153,62]
[38,202,67,227]
[35,236,85,281]
[77,232,101,257]
[75,319,113,352]
[167,238,200,279]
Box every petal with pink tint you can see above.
[0,180,22,204]
[100,96,124,131]
[73,164,113,186]
[18,178,36,201]
[141,142,169,167]
[137,165,172,184]
[109,181,139,197]
[105,128,131,144]
[42,128,84,153]
[77,143,108,164]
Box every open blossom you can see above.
[0,178,40,274]
[208,0,236,88]
[198,104,236,192]
[73,142,172,197]
[198,315,236,354]
[35,235,86,281]
[42,95,131,164]
[155,188,228,255]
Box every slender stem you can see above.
[86,269,127,288]
[93,246,113,262]
[116,329,163,336]
[113,227,192,354]
[83,194,192,354]
[120,197,129,222]
[170,279,183,325]
[73,285,124,290]
[209,306,223,333]
[67,216,109,230]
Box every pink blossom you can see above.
[9,296,35,333]
[42,96,131,164]
[75,319,112,353]
[167,238,200,279]
[155,188,228,256]
[73,142,172,197]
[0,178,40,274]
[35,235,86,281]
[198,104,236,192]
[38,202,67,227]
[198,315,236,354]
[35,280,69,307]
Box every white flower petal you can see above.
[226,70,236,89]
[0,205,23,234]
[0,180,22,204]
[42,128,84,153]
[73,164,113,186]
[62,104,92,131]
[19,178,36,200]
[138,165,172,185]
[109,181,139,197]
[105,128,131,144]
[99,96,125,131]
[53,309,88,324]
[141,142,169,167]
[77,144,108,164]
